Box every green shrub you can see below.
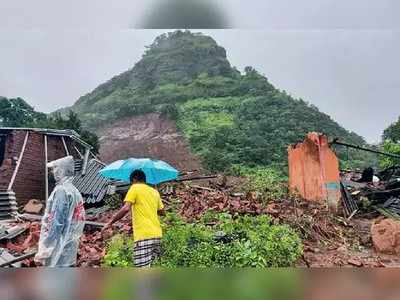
[104,194,123,210]
[380,140,400,168]
[230,165,288,202]
[103,211,302,268]
[102,212,303,268]
[154,212,303,268]
[102,234,134,267]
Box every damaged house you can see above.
[0,128,110,220]
[288,132,400,219]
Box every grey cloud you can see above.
[1,0,399,29]
[0,29,399,143]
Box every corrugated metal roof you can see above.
[73,159,110,204]
[0,191,18,220]
[0,127,79,137]
[0,127,93,149]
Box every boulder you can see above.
[371,218,400,255]
[23,199,44,214]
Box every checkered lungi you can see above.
[133,238,161,267]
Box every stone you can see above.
[347,257,363,267]
[23,199,44,214]
[265,203,280,216]
[371,218,400,255]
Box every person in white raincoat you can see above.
[34,156,85,267]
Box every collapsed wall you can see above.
[288,132,341,211]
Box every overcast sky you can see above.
[0,1,399,143]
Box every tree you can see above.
[46,110,100,154]
[383,117,400,142]
[380,140,400,168]
[0,97,100,153]
[0,97,46,127]
[380,116,400,168]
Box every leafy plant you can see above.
[154,212,303,268]
[230,165,287,202]
[102,212,303,268]
[380,140,400,168]
[104,194,123,210]
[103,234,134,267]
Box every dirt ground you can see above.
[273,199,400,267]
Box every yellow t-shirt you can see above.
[124,183,164,242]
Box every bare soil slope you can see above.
[96,113,202,172]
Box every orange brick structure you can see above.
[288,132,341,211]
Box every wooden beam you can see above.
[176,175,218,182]
[81,148,90,175]
[44,135,48,201]
[61,136,70,156]
[73,145,83,159]
[8,132,29,191]
[0,250,37,268]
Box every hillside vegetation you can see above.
[64,30,373,172]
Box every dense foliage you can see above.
[380,140,400,168]
[102,212,303,268]
[0,97,99,153]
[230,165,287,202]
[64,30,372,171]
[0,97,47,127]
[383,116,400,143]
[378,116,400,168]
[103,234,134,267]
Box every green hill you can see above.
[65,30,372,172]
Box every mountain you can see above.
[64,30,372,172]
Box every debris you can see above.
[23,199,44,214]
[371,218,400,255]
[347,257,363,267]
[177,175,218,182]
[19,213,42,222]
[189,185,216,192]
[0,248,22,267]
[0,249,36,268]
[72,159,111,204]
[0,191,18,220]
[0,224,26,241]
[265,203,280,216]
[85,205,110,218]
[340,181,358,218]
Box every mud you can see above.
[96,113,202,172]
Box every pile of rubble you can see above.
[341,166,400,218]
[2,169,400,268]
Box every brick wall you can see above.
[0,130,25,190]
[12,131,46,205]
[0,130,83,206]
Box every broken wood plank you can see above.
[0,250,36,268]
[19,214,106,228]
[176,175,218,182]
[189,185,216,192]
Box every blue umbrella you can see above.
[99,158,179,185]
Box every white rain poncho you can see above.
[35,156,85,267]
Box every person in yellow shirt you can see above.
[102,170,164,267]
